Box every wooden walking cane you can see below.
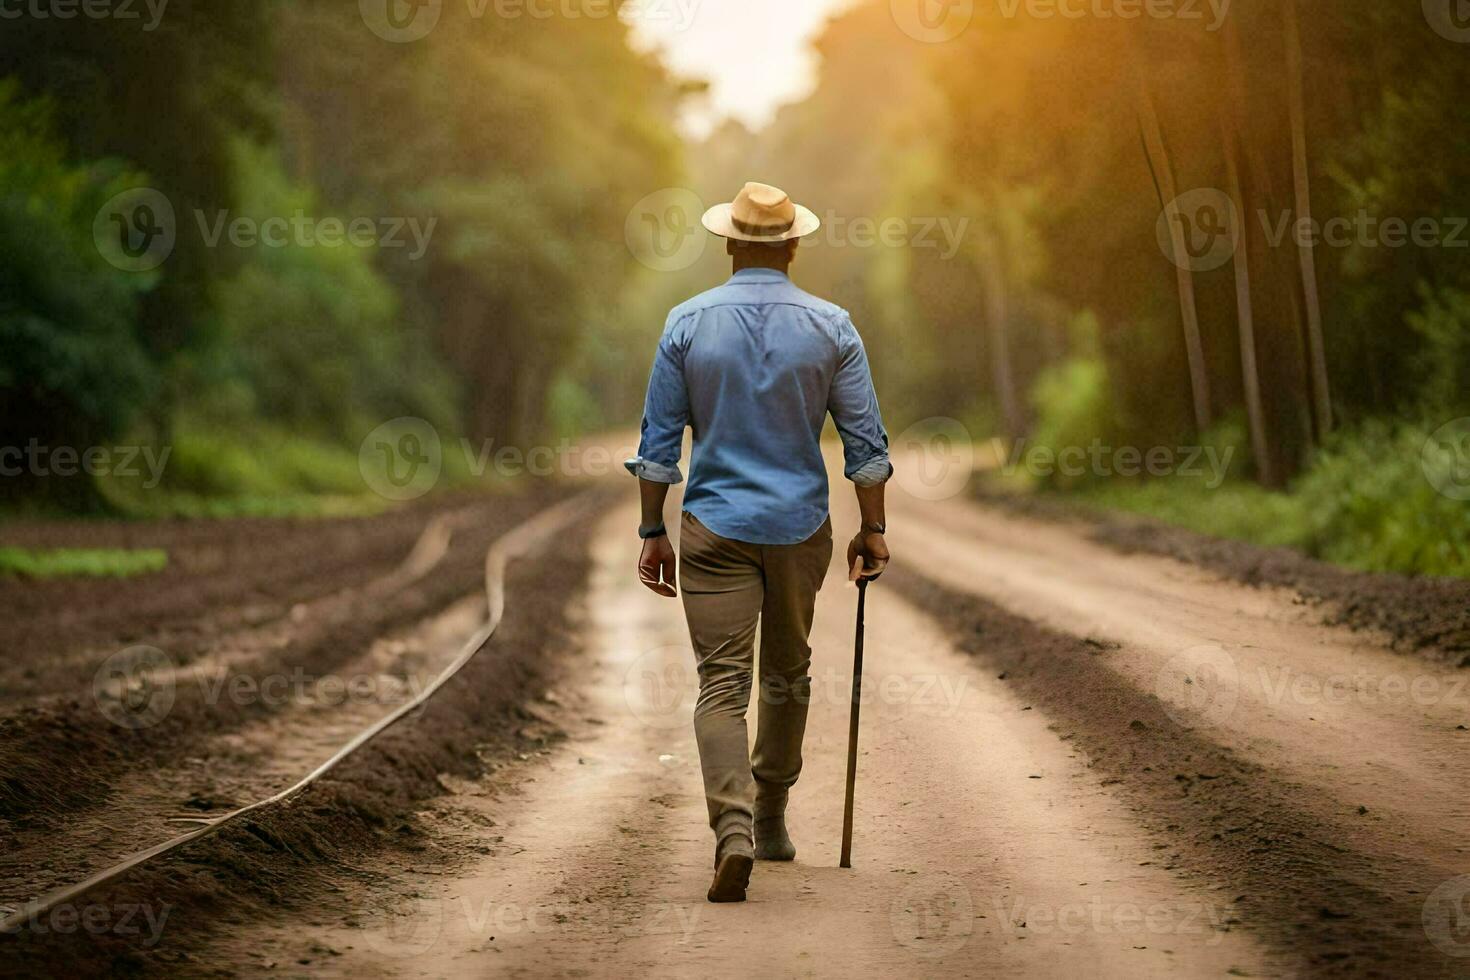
[839,576,868,868]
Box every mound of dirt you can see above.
[1,502,604,977]
[977,489,1470,667]
[889,564,1463,979]
[1089,516,1470,667]
[0,492,566,830]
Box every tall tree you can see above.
[1134,63,1212,435]
[1221,18,1274,486]
[1284,0,1333,439]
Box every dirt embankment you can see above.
[979,490,1470,666]
[888,563,1464,979]
[0,492,564,830]
[1088,516,1470,666]
[0,501,603,978]
[0,493,503,701]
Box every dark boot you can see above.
[708,833,754,903]
[754,794,796,861]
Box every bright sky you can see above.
[624,0,860,138]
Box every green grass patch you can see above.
[0,546,168,579]
[92,415,498,520]
[1040,419,1470,580]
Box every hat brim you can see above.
[701,203,821,242]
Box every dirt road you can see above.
[261,489,1272,977]
[6,454,1467,977]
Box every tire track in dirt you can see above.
[888,495,1470,876]
[0,497,497,701]
[1,494,611,977]
[0,493,562,832]
[888,565,1461,978]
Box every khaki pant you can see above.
[678,511,833,847]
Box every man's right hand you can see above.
[638,534,678,597]
[847,530,889,582]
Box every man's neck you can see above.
[730,258,791,276]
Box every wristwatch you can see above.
[862,521,886,534]
[638,522,668,540]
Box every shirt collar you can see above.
[728,268,790,284]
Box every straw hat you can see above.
[701,181,821,242]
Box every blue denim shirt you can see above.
[626,268,891,545]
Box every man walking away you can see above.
[625,182,892,903]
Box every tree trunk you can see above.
[980,233,1023,440]
[1221,18,1275,488]
[1133,64,1213,435]
[1222,123,1275,487]
[1284,0,1333,439]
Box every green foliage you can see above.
[95,416,387,519]
[1405,286,1470,418]
[211,139,459,443]
[1023,314,1124,490]
[1081,419,1470,579]
[0,547,167,579]
[0,85,158,416]
[1293,421,1470,578]
[1,2,684,515]
[0,83,158,505]
[0,0,276,383]
[272,1,684,444]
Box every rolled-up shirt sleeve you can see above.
[624,315,689,484]
[828,314,892,486]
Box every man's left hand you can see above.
[847,530,889,582]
